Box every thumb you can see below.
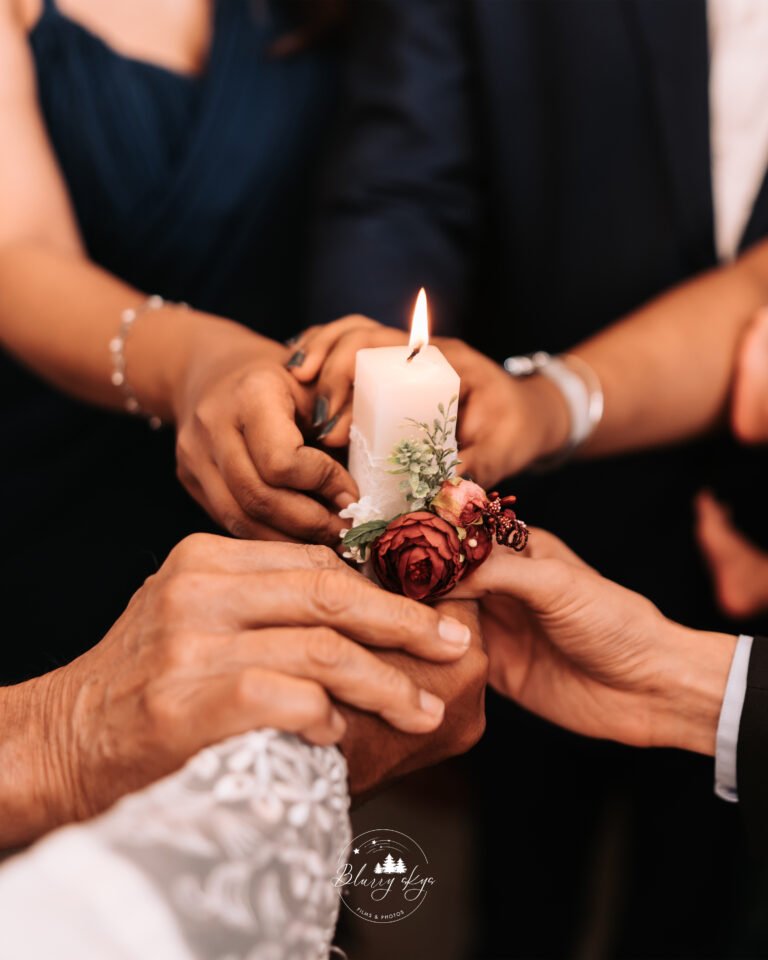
[453,550,573,612]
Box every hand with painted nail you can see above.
[288,315,410,446]
[288,317,561,487]
[170,316,358,544]
[4,535,470,846]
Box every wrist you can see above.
[514,374,572,467]
[648,622,736,756]
[0,668,78,846]
[130,310,288,424]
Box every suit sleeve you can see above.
[736,635,768,855]
[308,0,475,333]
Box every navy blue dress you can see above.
[0,0,337,680]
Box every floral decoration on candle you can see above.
[341,397,528,601]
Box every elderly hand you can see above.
[339,598,488,796]
[0,536,473,846]
[454,530,735,754]
[288,317,569,486]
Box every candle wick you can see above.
[407,343,423,362]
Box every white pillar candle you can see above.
[348,291,461,520]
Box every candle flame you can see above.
[408,288,429,357]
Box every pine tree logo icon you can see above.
[377,852,407,875]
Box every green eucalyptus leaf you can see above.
[342,519,389,548]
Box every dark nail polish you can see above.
[318,414,340,439]
[313,395,329,427]
[286,350,305,369]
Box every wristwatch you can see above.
[503,351,604,466]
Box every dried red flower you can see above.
[463,524,494,572]
[372,511,466,601]
[484,492,529,551]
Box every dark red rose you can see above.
[463,524,493,572]
[372,512,466,601]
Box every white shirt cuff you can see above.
[714,634,753,803]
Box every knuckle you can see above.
[314,454,339,489]
[378,662,414,700]
[298,683,334,725]
[259,448,296,485]
[155,570,205,617]
[239,483,271,520]
[168,533,215,568]
[159,630,201,670]
[192,399,218,434]
[389,598,427,638]
[305,628,347,670]
[307,570,353,618]
[226,515,258,540]
[301,514,338,548]
[302,543,342,570]
[232,669,261,707]
[235,367,268,398]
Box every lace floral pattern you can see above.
[94,730,351,960]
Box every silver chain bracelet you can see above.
[109,294,186,430]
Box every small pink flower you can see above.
[431,478,489,528]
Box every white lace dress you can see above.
[0,731,351,960]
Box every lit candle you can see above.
[348,290,461,520]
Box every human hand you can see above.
[339,598,488,796]
[732,305,768,443]
[288,317,569,486]
[287,314,409,445]
[453,529,735,754]
[695,489,768,619]
[3,536,474,845]
[169,315,357,544]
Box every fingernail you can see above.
[318,414,340,439]
[438,616,471,649]
[286,350,305,369]
[284,333,302,347]
[313,395,329,427]
[335,492,355,510]
[419,689,445,718]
